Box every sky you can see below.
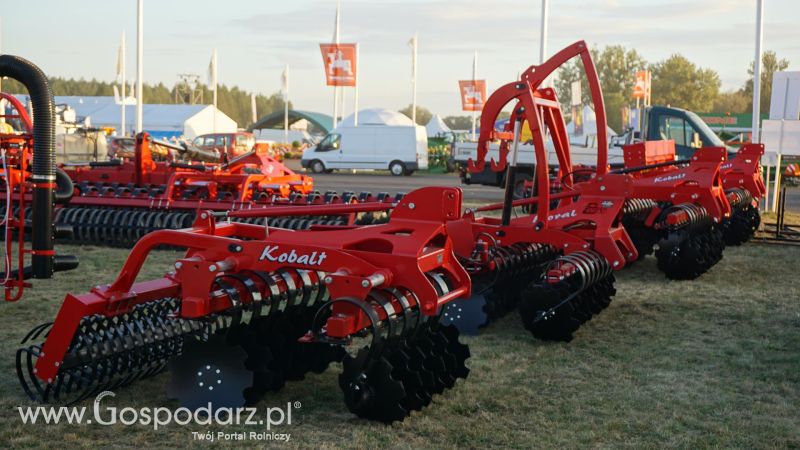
[1,0,798,119]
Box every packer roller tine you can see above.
[21,322,53,343]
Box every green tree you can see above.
[650,55,720,112]
[741,50,790,113]
[712,91,749,115]
[442,115,473,130]
[556,45,645,132]
[1,77,290,128]
[399,104,432,125]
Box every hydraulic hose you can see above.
[55,167,74,204]
[0,55,55,278]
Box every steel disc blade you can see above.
[520,282,581,342]
[439,294,487,336]
[368,356,407,423]
[166,335,252,412]
[437,324,470,380]
[387,346,426,412]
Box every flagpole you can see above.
[135,0,144,133]
[411,34,418,125]
[471,50,477,140]
[120,31,126,137]
[332,0,341,129]
[354,44,359,126]
[341,78,346,120]
[284,64,289,144]
[251,93,257,125]
[212,48,218,134]
[0,17,3,96]
[752,0,764,145]
[336,8,347,123]
[539,0,549,64]
[333,82,339,129]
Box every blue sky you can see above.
[2,0,798,118]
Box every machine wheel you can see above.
[389,161,406,176]
[310,160,326,174]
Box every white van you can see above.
[301,125,428,176]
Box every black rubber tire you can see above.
[310,159,326,174]
[389,161,406,177]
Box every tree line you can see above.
[1,77,289,128]
[554,46,788,132]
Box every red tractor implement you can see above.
[0,57,77,300]
[62,131,315,198]
[11,40,751,424]
[56,131,400,244]
[616,140,730,279]
[14,41,635,422]
[18,187,470,423]
[0,122,400,246]
[442,41,637,339]
[719,143,765,245]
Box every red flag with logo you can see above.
[459,80,487,111]
[319,43,358,87]
[633,70,650,99]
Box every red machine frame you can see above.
[62,132,315,200]
[24,187,472,425]
[465,41,636,268]
[0,93,34,300]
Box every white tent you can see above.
[425,114,451,137]
[337,108,413,128]
[566,105,617,147]
[14,95,237,140]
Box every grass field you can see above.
[0,242,798,449]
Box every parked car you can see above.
[107,137,136,159]
[190,131,256,160]
[301,125,428,176]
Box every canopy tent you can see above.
[83,103,235,140]
[249,110,333,136]
[425,114,452,137]
[566,106,618,146]
[337,108,413,128]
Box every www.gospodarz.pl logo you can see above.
[17,390,296,437]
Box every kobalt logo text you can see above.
[653,173,686,183]
[259,246,327,266]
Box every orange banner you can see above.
[458,80,487,111]
[633,70,651,99]
[319,43,358,87]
